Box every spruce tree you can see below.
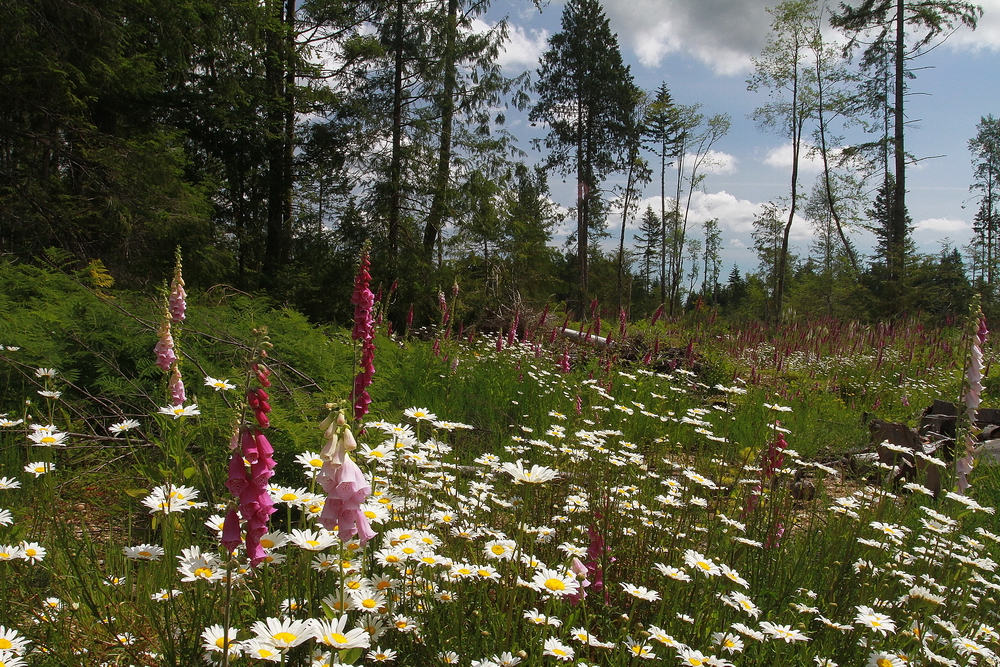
[530,0,638,316]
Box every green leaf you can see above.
[124,488,149,498]
[339,648,363,664]
[183,466,197,479]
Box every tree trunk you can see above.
[424,0,458,258]
[890,0,907,303]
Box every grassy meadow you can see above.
[1,260,999,667]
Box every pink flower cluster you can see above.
[351,250,375,421]
[154,318,176,372]
[155,258,188,404]
[222,356,276,565]
[169,263,186,322]
[958,313,989,494]
[316,411,375,545]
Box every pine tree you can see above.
[831,0,980,301]
[530,0,638,316]
[633,205,662,297]
[969,115,1000,297]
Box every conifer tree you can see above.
[530,0,638,316]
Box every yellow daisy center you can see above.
[0,639,11,649]
[273,632,297,643]
[362,599,377,609]
[281,493,298,501]
[544,578,566,591]
[194,567,213,578]
[328,633,348,644]
[491,545,506,555]
[877,660,892,667]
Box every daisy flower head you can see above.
[542,637,574,661]
[19,542,45,562]
[621,582,661,601]
[0,650,26,667]
[945,491,995,514]
[295,451,325,472]
[0,624,31,654]
[855,605,896,636]
[530,567,581,597]
[312,615,370,650]
[867,651,905,667]
[712,632,744,654]
[0,545,23,562]
[158,403,200,419]
[239,639,283,662]
[720,564,749,588]
[684,549,721,576]
[109,419,141,434]
[204,376,235,391]
[625,637,657,659]
[124,543,165,561]
[250,617,313,649]
[500,460,560,484]
[759,621,810,642]
[201,624,242,657]
[0,510,12,527]
[677,647,711,666]
[655,563,692,581]
[404,407,437,422]
[34,367,58,378]
[151,589,181,602]
[0,418,24,428]
[27,428,67,447]
[367,646,397,662]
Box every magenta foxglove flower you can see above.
[351,249,376,421]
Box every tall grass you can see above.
[0,263,997,666]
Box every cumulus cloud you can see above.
[599,0,997,76]
[472,19,549,72]
[762,143,830,173]
[689,150,738,175]
[941,0,1000,51]
[601,0,773,75]
[913,217,972,235]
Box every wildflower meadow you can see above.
[1,255,1000,667]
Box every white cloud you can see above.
[474,19,549,72]
[601,0,773,75]
[942,0,1000,51]
[762,143,825,173]
[689,150,738,175]
[913,217,972,235]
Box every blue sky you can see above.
[477,0,1000,276]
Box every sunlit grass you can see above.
[0,278,997,666]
